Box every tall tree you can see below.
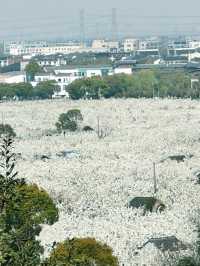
[25,61,41,81]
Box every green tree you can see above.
[176,257,198,266]
[103,74,131,98]
[42,238,119,266]
[0,136,58,266]
[14,83,34,100]
[136,70,157,98]
[67,77,108,100]
[0,83,34,100]
[33,80,57,99]
[25,61,41,81]
[0,124,16,138]
[56,109,83,134]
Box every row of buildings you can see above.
[1,36,200,99]
[2,37,200,56]
[0,64,133,98]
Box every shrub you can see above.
[56,109,83,134]
[83,126,94,132]
[128,197,165,213]
[42,237,119,266]
[0,136,59,266]
[176,257,198,266]
[0,124,16,138]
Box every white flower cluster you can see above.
[1,98,200,265]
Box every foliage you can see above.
[128,197,165,213]
[56,109,83,134]
[0,136,59,266]
[175,225,200,266]
[0,136,20,214]
[0,81,57,101]
[3,98,200,265]
[33,80,57,99]
[42,237,119,266]
[175,257,199,266]
[25,61,41,81]
[82,126,94,132]
[0,124,16,138]
[66,70,196,100]
[67,77,108,100]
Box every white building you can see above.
[123,39,139,52]
[188,51,200,61]
[34,65,113,98]
[54,65,113,77]
[188,40,200,49]
[114,66,132,75]
[0,57,10,67]
[32,73,73,98]
[91,40,119,52]
[0,71,26,84]
[9,43,84,56]
[139,39,160,50]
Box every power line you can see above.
[111,8,118,41]
[80,9,85,44]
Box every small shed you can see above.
[139,236,188,252]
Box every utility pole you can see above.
[153,162,157,194]
[80,8,85,46]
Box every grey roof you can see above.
[0,71,25,77]
[47,65,112,70]
[140,236,188,252]
[35,72,53,76]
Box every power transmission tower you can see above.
[80,8,85,46]
[111,8,118,41]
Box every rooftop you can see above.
[0,71,25,77]
[140,236,188,252]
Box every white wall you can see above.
[114,67,132,75]
[0,74,26,84]
[86,69,102,78]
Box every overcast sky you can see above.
[1,0,200,40]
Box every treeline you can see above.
[67,70,200,100]
[1,70,200,101]
[0,80,56,100]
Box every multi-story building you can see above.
[4,40,47,54]
[123,39,139,53]
[33,65,113,98]
[9,43,84,56]
[139,39,160,50]
[91,40,119,53]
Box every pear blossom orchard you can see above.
[1,98,200,265]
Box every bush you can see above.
[66,71,197,100]
[67,77,108,100]
[128,197,165,213]
[176,257,198,266]
[56,109,83,134]
[0,136,59,266]
[83,126,94,132]
[0,124,16,138]
[42,237,119,266]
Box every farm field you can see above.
[1,98,200,265]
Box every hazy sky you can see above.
[1,0,200,40]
